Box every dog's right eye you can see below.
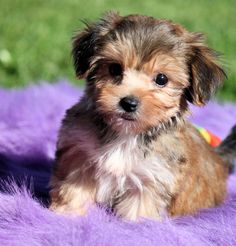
[108,63,123,77]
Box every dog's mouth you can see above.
[120,113,136,121]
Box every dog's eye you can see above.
[154,73,168,87]
[109,63,123,77]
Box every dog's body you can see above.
[50,13,235,220]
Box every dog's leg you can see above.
[168,160,227,216]
[50,139,96,215]
[50,176,96,215]
[50,147,96,215]
[114,188,166,221]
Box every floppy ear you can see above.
[72,12,121,79]
[72,25,99,79]
[185,33,226,106]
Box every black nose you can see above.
[119,96,139,112]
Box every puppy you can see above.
[50,12,236,220]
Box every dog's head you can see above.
[72,12,225,134]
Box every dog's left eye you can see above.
[108,63,123,77]
[154,73,168,87]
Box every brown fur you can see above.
[50,12,229,220]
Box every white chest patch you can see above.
[92,135,176,205]
[97,136,139,176]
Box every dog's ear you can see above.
[72,26,97,79]
[72,12,121,79]
[185,33,226,106]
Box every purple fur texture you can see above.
[0,82,235,246]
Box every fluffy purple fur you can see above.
[0,82,235,246]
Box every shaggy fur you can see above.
[0,82,236,245]
[50,13,233,220]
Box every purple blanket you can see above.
[0,81,235,246]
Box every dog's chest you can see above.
[97,137,140,176]
[93,136,176,204]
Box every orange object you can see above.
[195,125,221,147]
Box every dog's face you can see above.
[72,12,225,134]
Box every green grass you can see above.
[0,0,236,100]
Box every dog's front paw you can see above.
[49,202,91,216]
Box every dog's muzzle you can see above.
[119,96,139,113]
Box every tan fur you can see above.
[50,13,228,221]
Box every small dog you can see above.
[50,12,236,220]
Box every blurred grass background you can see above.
[0,0,235,100]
